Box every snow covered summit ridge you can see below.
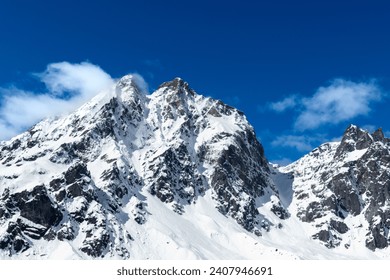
[0,76,287,259]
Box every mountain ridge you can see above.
[0,76,286,258]
[0,76,389,259]
[280,124,390,250]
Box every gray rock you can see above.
[11,185,62,228]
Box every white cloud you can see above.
[264,79,385,156]
[0,90,75,129]
[131,73,149,94]
[295,79,382,131]
[0,61,115,141]
[271,135,319,152]
[38,61,114,99]
[0,119,19,141]
[269,95,299,112]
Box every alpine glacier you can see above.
[0,75,389,259]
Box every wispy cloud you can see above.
[267,79,383,131]
[0,62,114,141]
[295,79,382,131]
[131,73,149,94]
[263,78,386,154]
[261,78,386,157]
[271,134,325,152]
[0,120,19,141]
[269,95,299,112]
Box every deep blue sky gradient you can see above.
[1,0,389,163]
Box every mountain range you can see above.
[0,75,389,259]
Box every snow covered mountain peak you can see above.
[157,77,191,93]
[0,75,288,259]
[339,124,386,147]
[279,124,390,252]
[335,124,388,159]
[116,74,147,92]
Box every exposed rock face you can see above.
[281,125,390,250]
[0,76,285,258]
[0,184,63,255]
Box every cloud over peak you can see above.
[0,62,115,141]
[39,62,114,99]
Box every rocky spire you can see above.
[157,77,195,96]
[372,127,385,142]
[334,124,374,158]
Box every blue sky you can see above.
[0,0,389,164]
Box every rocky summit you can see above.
[280,125,390,251]
[0,76,389,259]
